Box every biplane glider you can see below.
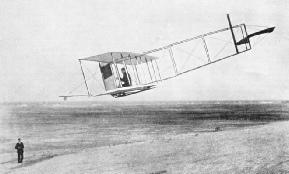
[60,14,274,100]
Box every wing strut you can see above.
[150,60,159,83]
[154,59,162,82]
[129,55,141,85]
[202,36,211,63]
[169,46,178,76]
[79,60,90,96]
[139,57,147,84]
[145,57,153,81]
[111,53,122,87]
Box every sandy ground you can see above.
[3,121,289,174]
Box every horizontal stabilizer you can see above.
[236,27,275,45]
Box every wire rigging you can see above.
[252,35,268,47]
[68,75,96,94]
[179,39,202,70]
[82,64,105,90]
[174,47,207,63]
[89,63,99,93]
[247,24,272,29]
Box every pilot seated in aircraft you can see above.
[120,68,132,87]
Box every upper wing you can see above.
[79,52,158,65]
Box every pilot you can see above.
[15,138,24,163]
[120,67,131,87]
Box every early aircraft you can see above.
[60,14,274,100]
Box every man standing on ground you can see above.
[15,138,24,163]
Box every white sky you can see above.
[0,0,288,102]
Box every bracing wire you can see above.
[179,39,202,70]
[212,28,241,60]
[158,48,175,74]
[68,64,103,95]
[171,27,241,72]
[252,35,268,47]
[213,38,232,60]
[82,64,105,90]
[206,36,233,44]
[68,75,95,94]
[161,65,174,73]
[89,63,99,94]
[247,24,272,29]
[173,47,207,63]
[243,25,271,47]
[161,48,168,59]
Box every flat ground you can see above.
[4,121,289,174]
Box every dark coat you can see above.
[15,142,24,153]
[120,72,131,87]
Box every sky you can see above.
[0,0,288,102]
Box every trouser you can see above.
[18,152,23,163]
